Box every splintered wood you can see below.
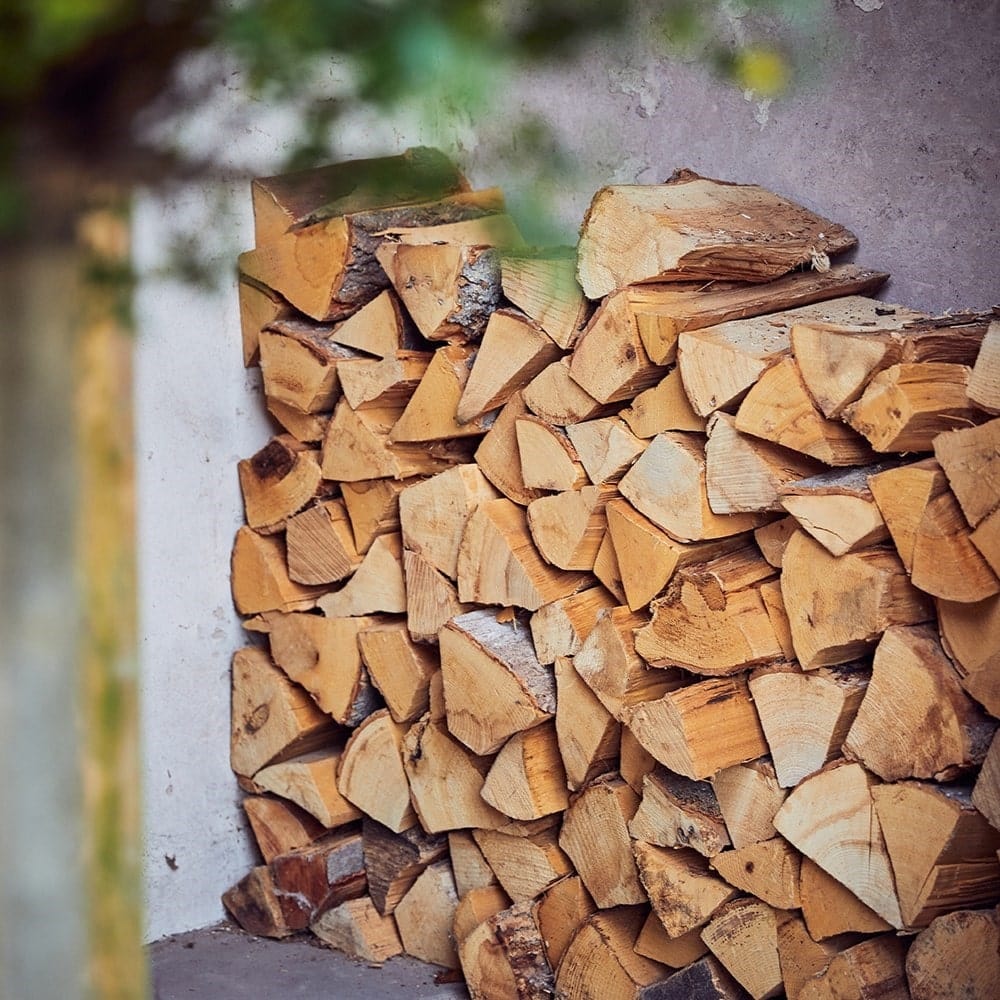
[225,149,1000,997]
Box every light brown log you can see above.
[793,309,987,418]
[634,914,708,969]
[773,760,903,927]
[559,774,645,907]
[758,579,796,659]
[619,431,769,542]
[620,367,707,438]
[358,619,437,724]
[576,172,856,298]
[867,457,945,571]
[623,676,769,781]
[777,462,894,556]
[553,655,621,791]
[564,418,645,489]
[230,526,324,615]
[554,907,668,999]
[798,856,892,939]
[709,837,801,910]
[454,886,511,947]
[774,914,851,1000]
[530,875,596,970]
[620,726,657,795]
[634,545,783,676]
[480,721,569,821]
[972,731,1000,831]
[937,593,1000,716]
[527,483,617,571]
[971,507,1000,575]
[456,497,589,611]
[335,349,430,411]
[402,716,505,833]
[872,781,1000,928]
[337,709,416,832]
[530,586,617,665]
[457,308,563,423]
[932,417,1000,526]
[522,357,616,426]
[843,361,985,452]
[844,624,996,781]
[340,476,412,554]
[440,608,554,755]
[222,866,296,938]
[285,499,362,585]
[243,795,327,863]
[628,767,730,858]
[515,416,588,491]
[780,530,933,669]
[316,533,407,617]
[402,548,473,643]
[500,248,591,349]
[266,397,330,444]
[474,390,547,506]
[230,646,336,778]
[748,661,870,788]
[633,841,738,938]
[257,321,356,414]
[711,758,788,850]
[593,529,627,603]
[361,817,448,916]
[797,934,909,1000]
[253,749,363,829]
[449,830,500,897]
[239,276,291,367]
[459,901,555,1000]
[905,907,1000,1000]
[644,955,745,999]
[473,819,574,903]
[569,288,671,403]
[677,296,916,418]
[735,356,877,466]
[573,605,681,721]
[754,515,799,568]
[393,859,461,968]
[968,317,1000,412]
[310,895,404,964]
[325,288,417,358]
[320,398,473,482]
[701,897,784,1000]
[398,463,499,580]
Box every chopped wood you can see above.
[933,417,1000,527]
[361,817,447,916]
[620,367,707,438]
[222,866,297,938]
[311,895,405,964]
[619,725,658,795]
[521,357,617,425]
[393,859,461,969]
[576,172,856,298]
[449,830,500,897]
[340,476,411,554]
[243,795,327,864]
[453,885,511,944]
[480,720,569,821]
[711,758,788,850]
[325,288,419,358]
[257,321,356,414]
[402,548,473,643]
[253,749,363,829]
[531,874,596,970]
[335,349,430,410]
[239,276,290,367]
[285,499,362,585]
[527,483,618,571]
[937,592,1000,716]
[238,437,325,534]
[797,934,909,1000]
[972,731,1000,831]
[472,819,574,903]
[968,317,1000,412]
[701,897,783,1000]
[357,619,437,724]
[566,416,648,485]
[774,914,849,1000]
[593,529,627,603]
[266,396,330,444]
[798,856,892,939]
[709,837,801,910]
[553,655,620,791]
[634,914,708,969]
[231,526,324,614]
[644,954,746,999]
[780,530,933,669]
[753,516,798,568]
[316,533,407,617]
[530,586,617,665]
[905,907,1000,1000]
[515,416,588,491]
[473,390,547,506]
[623,675,769,781]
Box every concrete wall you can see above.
[138,0,998,939]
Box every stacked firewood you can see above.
[224,147,1000,998]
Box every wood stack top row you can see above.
[225,146,1000,999]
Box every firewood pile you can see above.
[223,147,1000,998]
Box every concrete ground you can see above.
[149,922,469,999]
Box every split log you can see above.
[440,608,554,755]
[843,624,997,781]
[566,416,647,485]
[340,476,411,554]
[238,437,325,534]
[402,548,473,643]
[871,781,1000,928]
[521,357,616,426]
[230,646,336,778]
[472,818,574,903]
[357,619,437,724]
[734,356,877,466]
[937,593,1000,716]
[527,483,617,571]
[933,417,1000,527]
[335,350,430,410]
[753,516,799,568]
[230,526,324,615]
[968,317,1000,412]
[797,934,909,1000]
[623,676,769,781]
[393,859,461,968]
[593,530,627,603]
[701,897,784,1000]
[401,716,506,833]
[748,661,870,788]
[792,309,987,418]
[905,908,1000,1000]
[553,655,620,791]
[480,720,570,821]
[316,533,407,617]
[559,774,645,907]
[627,767,730,858]
[773,760,903,928]
[529,586,617,665]
[798,856,891,939]
[243,795,327,863]
[972,731,1000,831]
[515,416,588,491]
[285,499,362,585]
[709,837,801,910]
[222,866,296,938]
[325,288,419,358]
[361,817,447,916]
[310,895,404,964]
[454,885,510,944]
[253,749,363,829]
[842,361,985,452]
[644,955,745,1000]
[774,914,851,1000]
[474,390,547,506]
[457,308,563,422]
[619,726,658,795]
[456,497,590,611]
[554,907,668,999]
[531,875,596,971]
[266,397,329,444]
[337,709,416,832]
[239,276,290,367]
[500,247,591,349]
[575,171,856,298]
[449,831,500,896]
[619,367,707,438]
[634,914,708,969]
[780,530,933,669]
[711,758,787,850]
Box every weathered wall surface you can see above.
[137,0,998,939]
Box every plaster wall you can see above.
[137,0,998,939]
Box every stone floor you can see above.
[149,922,469,999]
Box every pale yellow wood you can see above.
[340,475,412,554]
[362,818,447,916]
[472,820,574,903]
[522,357,615,426]
[593,529,627,603]
[620,367,707,438]
[711,758,788,850]
[937,592,1000,716]
[774,914,847,1000]
[449,831,500,897]
[797,935,909,1000]
[325,288,412,358]
[402,548,474,643]
[798,856,892,939]
[933,416,1000,526]
[701,897,783,1000]
[753,515,799,568]
[311,896,404,965]
[257,322,353,413]
[972,730,1000,831]
[473,389,546,506]
[968,317,1000,413]
[358,619,437,724]
[529,586,617,665]
[526,483,617,571]
[253,749,363,829]
[553,656,620,791]
[619,725,657,796]
[393,860,461,968]
[316,532,407,617]
[238,437,324,534]
[336,349,430,410]
[633,914,708,969]
[239,276,290,366]
[709,837,801,910]
[515,416,588,491]
[243,795,325,863]
[285,498,362,585]
[500,248,590,349]
[905,908,1000,1000]
[230,526,324,615]
[530,875,596,970]
[266,397,330,444]
[480,720,569,820]
[565,416,648,485]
